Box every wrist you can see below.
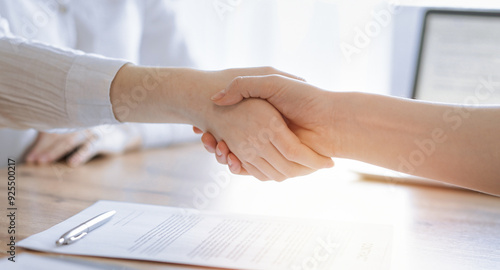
[111,64,165,123]
[176,70,225,130]
[110,64,136,122]
[110,65,214,126]
[326,91,363,159]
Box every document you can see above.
[0,253,139,270]
[19,200,392,270]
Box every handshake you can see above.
[23,63,499,195]
[24,64,500,194]
[191,69,337,181]
[28,65,339,181]
[109,65,500,195]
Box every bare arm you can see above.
[208,75,500,195]
[333,92,500,195]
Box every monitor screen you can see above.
[413,10,500,104]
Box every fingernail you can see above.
[227,156,233,167]
[216,147,222,156]
[211,90,226,101]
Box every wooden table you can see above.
[1,143,499,269]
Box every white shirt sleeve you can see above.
[0,17,128,130]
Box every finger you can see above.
[241,66,306,82]
[43,135,86,164]
[273,70,305,82]
[227,153,249,175]
[193,126,203,134]
[211,75,290,106]
[67,142,98,167]
[246,154,288,182]
[35,134,86,164]
[271,125,334,170]
[201,133,217,154]
[231,133,290,181]
[26,133,69,164]
[240,161,271,181]
[215,141,230,165]
[247,135,317,180]
[25,133,47,164]
[263,144,317,179]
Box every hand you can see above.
[199,75,339,174]
[201,98,333,181]
[26,125,141,167]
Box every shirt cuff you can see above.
[66,54,129,127]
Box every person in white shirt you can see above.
[0,0,332,177]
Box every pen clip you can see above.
[56,210,116,246]
[68,232,87,243]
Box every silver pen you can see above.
[56,210,116,246]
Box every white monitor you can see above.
[413,10,500,104]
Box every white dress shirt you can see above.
[0,0,199,166]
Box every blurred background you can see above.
[170,0,500,96]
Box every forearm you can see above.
[334,92,500,195]
[110,65,216,126]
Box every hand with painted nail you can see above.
[26,125,141,167]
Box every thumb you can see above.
[211,75,284,106]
